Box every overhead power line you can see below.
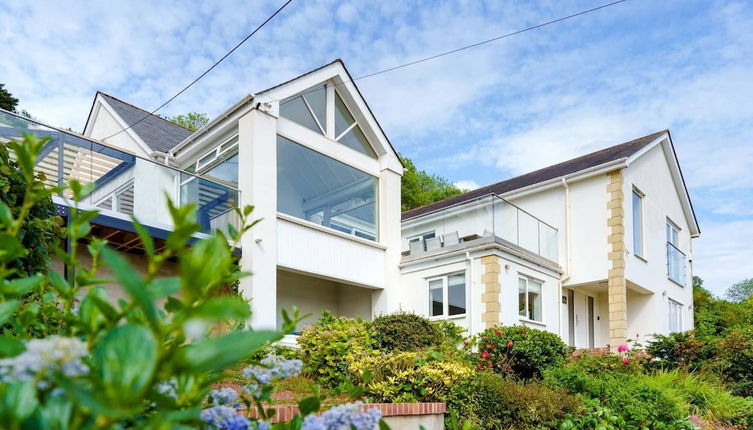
[104,0,294,141]
[278,0,628,104]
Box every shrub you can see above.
[646,331,713,371]
[349,350,472,402]
[715,327,753,397]
[447,371,581,430]
[643,370,753,428]
[475,325,569,379]
[371,312,442,352]
[544,365,686,426]
[570,352,644,376]
[248,343,301,362]
[298,311,374,388]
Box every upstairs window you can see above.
[279,83,377,159]
[632,189,644,258]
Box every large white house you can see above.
[0,60,699,348]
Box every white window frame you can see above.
[666,219,680,246]
[518,275,544,323]
[94,179,135,214]
[668,298,682,332]
[185,133,239,176]
[632,187,645,259]
[427,271,467,319]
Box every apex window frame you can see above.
[427,271,467,319]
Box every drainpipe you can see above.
[465,250,474,335]
[560,178,572,339]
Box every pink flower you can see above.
[622,358,630,365]
[495,330,503,336]
[480,351,489,359]
[617,344,629,353]
[507,341,514,349]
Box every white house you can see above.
[400,131,699,348]
[0,59,698,349]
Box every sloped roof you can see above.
[402,130,668,220]
[97,92,194,152]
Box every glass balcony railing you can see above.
[667,242,686,286]
[403,194,559,262]
[0,109,240,234]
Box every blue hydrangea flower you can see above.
[200,405,249,430]
[302,402,382,430]
[242,355,302,387]
[207,387,240,407]
[0,336,88,383]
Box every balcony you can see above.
[0,109,239,235]
[667,242,686,286]
[402,194,558,262]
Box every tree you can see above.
[401,156,465,211]
[726,278,753,302]
[165,112,209,131]
[0,83,19,112]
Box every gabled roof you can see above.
[92,92,194,153]
[402,130,669,220]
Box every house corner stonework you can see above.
[606,171,627,347]
[480,255,501,328]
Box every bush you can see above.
[715,327,753,397]
[544,366,686,426]
[646,331,713,371]
[349,350,472,402]
[298,311,374,388]
[475,325,569,379]
[570,352,644,376]
[447,371,581,430]
[371,312,442,352]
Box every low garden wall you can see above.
[246,402,446,429]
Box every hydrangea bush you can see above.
[0,134,390,429]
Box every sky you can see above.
[1,0,751,296]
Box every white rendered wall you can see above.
[86,102,150,157]
[623,144,694,333]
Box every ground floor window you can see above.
[668,299,682,332]
[428,272,466,318]
[518,276,543,322]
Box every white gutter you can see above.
[502,159,628,200]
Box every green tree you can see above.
[726,278,753,302]
[401,156,465,211]
[0,83,19,112]
[165,112,209,131]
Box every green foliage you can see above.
[298,311,374,388]
[165,112,210,131]
[474,325,570,379]
[0,134,390,429]
[0,83,19,112]
[349,350,472,403]
[559,399,627,430]
[726,278,753,303]
[0,134,64,278]
[447,371,581,430]
[568,353,644,376]
[693,276,751,338]
[371,312,442,352]
[645,331,714,371]
[400,156,464,211]
[715,326,753,397]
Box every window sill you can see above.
[430,314,467,321]
[667,277,686,288]
[518,317,546,327]
[633,254,648,263]
[277,213,386,250]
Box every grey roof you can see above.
[97,92,194,152]
[402,130,668,220]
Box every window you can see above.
[518,276,543,322]
[428,273,466,318]
[279,83,377,159]
[666,220,685,285]
[277,135,378,241]
[632,189,644,257]
[96,181,134,215]
[187,134,239,184]
[668,299,682,332]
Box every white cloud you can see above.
[454,180,480,191]
[693,220,753,295]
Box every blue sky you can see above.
[1,0,751,295]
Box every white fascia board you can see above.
[95,95,155,156]
[170,94,255,158]
[627,133,700,237]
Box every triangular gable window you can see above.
[334,92,376,158]
[280,84,326,134]
[279,82,377,159]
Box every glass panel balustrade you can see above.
[667,242,686,286]
[0,109,240,234]
[403,193,559,262]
